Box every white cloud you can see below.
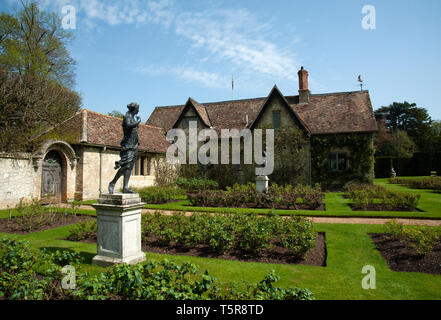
[174,9,302,83]
[7,0,306,90]
[24,0,174,28]
[135,65,228,89]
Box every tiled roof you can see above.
[147,90,378,135]
[190,98,212,127]
[42,109,170,153]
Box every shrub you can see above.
[67,220,97,241]
[206,215,236,254]
[42,249,84,266]
[175,178,219,193]
[346,184,421,210]
[141,212,317,259]
[188,183,324,210]
[389,177,441,193]
[0,238,313,300]
[6,199,74,232]
[384,220,441,255]
[279,216,317,259]
[238,215,273,254]
[153,157,180,187]
[0,238,73,300]
[137,186,184,204]
[70,261,314,300]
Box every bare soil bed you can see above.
[0,214,95,234]
[370,233,441,275]
[72,232,327,267]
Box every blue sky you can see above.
[2,0,441,120]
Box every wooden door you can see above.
[41,151,62,204]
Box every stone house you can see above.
[0,109,169,209]
[147,67,378,188]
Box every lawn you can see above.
[1,221,440,299]
[1,177,441,300]
[144,178,441,219]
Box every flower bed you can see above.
[187,183,325,210]
[67,211,323,265]
[0,200,94,234]
[388,177,441,193]
[0,238,314,300]
[370,220,441,275]
[345,184,421,211]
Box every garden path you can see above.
[67,205,441,226]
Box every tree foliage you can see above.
[0,71,81,152]
[0,1,81,153]
[375,127,416,159]
[107,110,124,119]
[0,1,75,87]
[375,102,434,153]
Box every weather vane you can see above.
[358,75,364,91]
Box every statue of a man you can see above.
[108,102,141,194]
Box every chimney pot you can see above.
[298,67,310,104]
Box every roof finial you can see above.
[232,74,234,101]
[358,75,364,91]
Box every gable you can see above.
[175,107,203,129]
[250,86,310,135]
[172,98,211,130]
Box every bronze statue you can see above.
[108,103,141,194]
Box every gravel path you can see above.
[71,205,441,226]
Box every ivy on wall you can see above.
[310,133,375,188]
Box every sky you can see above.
[2,0,441,121]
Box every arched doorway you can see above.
[41,150,63,204]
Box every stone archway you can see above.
[33,140,78,204]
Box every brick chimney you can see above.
[298,66,310,104]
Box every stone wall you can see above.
[0,145,77,209]
[0,155,37,209]
[75,146,156,201]
[255,94,297,129]
[0,142,158,208]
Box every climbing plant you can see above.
[310,133,375,188]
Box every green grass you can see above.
[1,221,440,299]
[70,199,97,206]
[2,177,441,299]
[143,179,441,219]
[0,207,95,219]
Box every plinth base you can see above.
[92,251,146,268]
[91,193,146,267]
[256,175,269,193]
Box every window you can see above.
[329,153,348,172]
[272,111,281,129]
[182,117,198,128]
[132,156,151,176]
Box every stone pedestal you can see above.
[91,193,146,267]
[256,175,269,193]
